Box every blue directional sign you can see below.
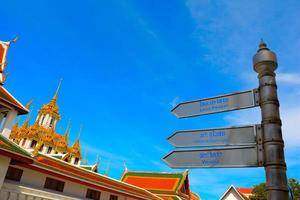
[163,146,262,168]
[168,125,260,148]
[171,89,259,118]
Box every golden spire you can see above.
[69,125,82,158]
[52,78,62,101]
[23,99,34,127]
[38,80,62,121]
[25,99,34,109]
[64,119,71,138]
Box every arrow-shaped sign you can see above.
[171,89,259,118]
[168,125,261,148]
[163,146,263,168]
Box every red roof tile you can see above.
[237,188,253,194]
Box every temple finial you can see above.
[53,78,63,100]
[104,160,110,176]
[77,124,83,140]
[10,36,18,43]
[64,119,71,136]
[96,154,100,165]
[25,103,34,122]
[25,99,34,109]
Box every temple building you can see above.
[8,80,94,169]
[0,39,201,200]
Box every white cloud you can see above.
[277,72,300,85]
[223,106,300,148]
[281,107,300,148]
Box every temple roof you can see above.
[121,170,200,200]
[121,171,187,193]
[220,185,253,200]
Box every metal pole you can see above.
[253,40,288,200]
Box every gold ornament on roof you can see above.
[55,123,70,153]
[69,126,82,158]
[69,138,81,158]
[38,79,62,121]
[10,122,20,142]
[41,129,56,146]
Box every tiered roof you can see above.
[121,171,200,200]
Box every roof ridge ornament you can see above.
[0,36,18,85]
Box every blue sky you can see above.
[1,0,300,199]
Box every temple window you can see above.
[44,177,65,192]
[49,118,54,128]
[41,115,45,124]
[5,166,23,182]
[109,195,118,200]
[47,146,53,154]
[74,157,79,165]
[30,140,37,148]
[21,138,27,147]
[86,188,101,200]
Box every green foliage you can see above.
[289,178,300,199]
[251,178,300,200]
[251,183,266,200]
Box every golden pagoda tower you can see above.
[36,79,62,130]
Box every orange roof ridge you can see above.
[237,187,253,194]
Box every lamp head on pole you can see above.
[253,39,278,73]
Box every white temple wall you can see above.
[64,180,87,198]
[1,109,17,138]
[19,166,46,188]
[5,165,129,200]
[0,155,10,188]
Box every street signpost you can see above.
[171,89,259,118]
[163,146,263,168]
[163,41,288,199]
[168,125,260,148]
